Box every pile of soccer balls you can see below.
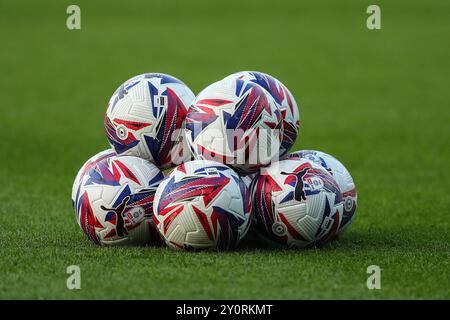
[71,72,357,250]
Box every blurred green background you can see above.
[0,0,449,299]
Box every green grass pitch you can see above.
[0,0,449,299]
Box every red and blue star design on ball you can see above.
[84,158,141,187]
[144,87,187,167]
[104,116,151,154]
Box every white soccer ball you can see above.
[72,154,164,246]
[185,77,283,174]
[251,159,344,248]
[223,71,300,157]
[286,150,357,235]
[104,73,195,169]
[153,160,252,251]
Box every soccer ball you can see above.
[72,154,164,246]
[153,160,252,251]
[185,77,283,174]
[286,150,357,235]
[251,159,343,248]
[223,71,300,157]
[104,73,195,169]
